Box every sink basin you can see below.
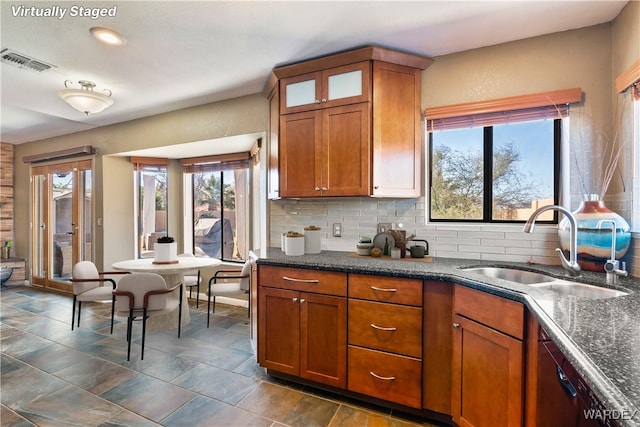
[535,282,629,300]
[464,267,555,284]
[463,266,629,300]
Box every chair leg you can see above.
[207,291,211,328]
[126,309,133,361]
[77,301,82,328]
[110,295,115,334]
[141,309,147,361]
[71,295,77,330]
[178,284,183,338]
[195,282,199,308]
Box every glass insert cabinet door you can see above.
[281,61,370,114]
[31,160,93,291]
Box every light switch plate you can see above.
[333,223,342,237]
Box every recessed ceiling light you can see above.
[90,27,125,46]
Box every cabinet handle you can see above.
[557,366,578,398]
[282,276,320,284]
[315,99,321,104]
[370,371,395,381]
[370,323,397,332]
[321,187,327,191]
[315,187,321,191]
[452,322,460,328]
[370,285,397,293]
[299,299,305,304]
[321,98,327,103]
[292,297,298,303]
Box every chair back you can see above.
[240,259,251,291]
[71,261,100,295]
[115,272,168,312]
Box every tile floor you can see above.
[1,284,442,426]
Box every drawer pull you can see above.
[370,323,397,332]
[370,286,397,292]
[370,371,395,381]
[282,276,319,284]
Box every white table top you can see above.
[112,257,221,274]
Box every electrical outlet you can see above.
[333,223,342,237]
[377,223,392,233]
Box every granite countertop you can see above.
[255,248,640,426]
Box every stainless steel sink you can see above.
[463,267,555,284]
[463,266,629,300]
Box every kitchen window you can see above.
[428,119,560,222]
[182,153,250,262]
[425,88,582,224]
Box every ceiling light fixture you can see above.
[59,80,113,115]
[90,27,126,46]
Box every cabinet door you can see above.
[322,62,370,109]
[452,314,524,427]
[321,103,371,196]
[300,292,347,388]
[281,71,322,114]
[280,110,322,197]
[371,61,422,197]
[258,287,300,376]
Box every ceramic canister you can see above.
[304,226,321,254]
[285,233,305,256]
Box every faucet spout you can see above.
[596,219,628,285]
[523,205,581,276]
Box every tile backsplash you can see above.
[270,197,566,266]
[270,197,638,277]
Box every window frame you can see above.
[427,119,561,224]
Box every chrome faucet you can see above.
[596,219,628,285]
[523,205,581,276]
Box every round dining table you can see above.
[112,257,222,330]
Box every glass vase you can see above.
[558,195,631,272]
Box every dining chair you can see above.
[70,261,128,333]
[178,253,201,307]
[113,272,183,360]
[207,259,251,327]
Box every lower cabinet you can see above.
[258,266,347,389]
[452,285,525,427]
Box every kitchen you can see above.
[2,1,639,426]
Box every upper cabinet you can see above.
[265,46,433,199]
[281,62,370,114]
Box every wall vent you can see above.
[1,48,55,72]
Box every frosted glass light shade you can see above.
[59,80,113,115]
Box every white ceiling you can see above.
[0,0,628,155]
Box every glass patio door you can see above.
[31,160,93,291]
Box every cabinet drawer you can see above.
[348,345,422,409]
[348,300,422,358]
[454,285,524,340]
[349,274,422,306]
[259,265,347,296]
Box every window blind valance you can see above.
[615,59,640,99]
[130,157,169,171]
[425,88,582,132]
[180,152,250,174]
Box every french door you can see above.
[31,160,93,291]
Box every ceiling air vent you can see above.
[1,48,55,72]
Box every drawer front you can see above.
[348,299,422,358]
[259,265,347,296]
[349,274,422,306]
[348,345,422,409]
[454,285,524,340]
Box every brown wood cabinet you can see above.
[257,265,347,389]
[347,274,423,408]
[452,285,525,427]
[280,103,371,197]
[266,46,432,199]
